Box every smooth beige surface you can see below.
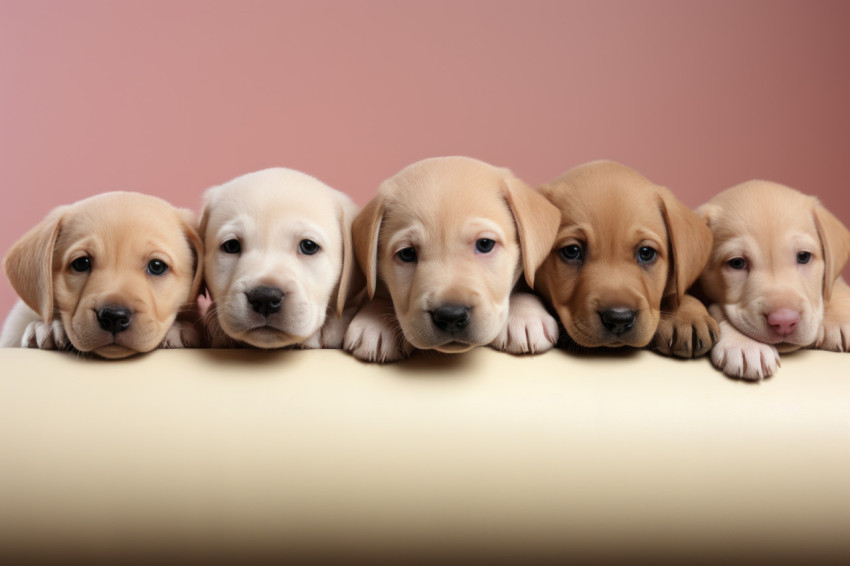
[1,347,849,563]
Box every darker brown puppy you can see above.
[535,161,718,357]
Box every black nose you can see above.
[599,308,637,336]
[246,286,284,317]
[431,305,470,333]
[97,306,133,334]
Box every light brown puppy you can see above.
[344,156,561,362]
[698,181,850,380]
[200,168,361,349]
[535,161,717,356]
[0,192,203,358]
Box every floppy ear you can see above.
[502,176,560,287]
[334,198,365,316]
[813,201,850,302]
[351,195,384,299]
[177,208,205,302]
[3,206,68,322]
[659,189,713,305]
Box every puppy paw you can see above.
[711,337,780,381]
[816,319,850,352]
[161,320,201,349]
[301,311,352,350]
[492,292,558,355]
[653,312,719,358]
[344,302,413,362]
[653,295,719,358]
[22,320,70,350]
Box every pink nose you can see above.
[767,309,800,337]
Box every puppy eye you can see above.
[637,246,658,264]
[475,238,496,254]
[220,239,241,254]
[396,247,417,263]
[797,251,812,264]
[727,257,748,270]
[299,239,320,255]
[558,244,583,263]
[147,259,169,276]
[70,257,91,273]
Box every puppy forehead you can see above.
[709,182,818,244]
[381,188,514,244]
[57,193,186,252]
[207,180,340,237]
[549,180,667,241]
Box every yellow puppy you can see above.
[345,156,561,362]
[535,161,718,356]
[200,168,361,349]
[698,181,850,380]
[1,192,203,358]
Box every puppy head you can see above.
[353,156,559,353]
[535,161,712,348]
[698,181,850,351]
[4,192,203,359]
[201,168,359,348]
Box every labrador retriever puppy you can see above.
[0,191,203,358]
[698,180,850,380]
[200,168,361,349]
[344,156,561,362]
[534,160,718,357]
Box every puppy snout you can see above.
[430,305,470,333]
[766,309,800,337]
[598,308,637,336]
[97,306,133,335]
[246,286,284,317]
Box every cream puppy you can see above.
[344,156,561,362]
[1,192,203,358]
[200,168,360,348]
[699,181,850,380]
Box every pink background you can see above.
[2,0,849,317]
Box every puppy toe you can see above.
[28,320,66,350]
[494,310,558,355]
[654,314,719,358]
[344,319,410,363]
[817,320,850,352]
[317,315,348,349]
[712,340,778,381]
[162,320,200,349]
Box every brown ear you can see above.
[659,189,713,305]
[351,196,384,299]
[178,208,205,302]
[3,206,67,322]
[813,201,850,302]
[503,176,560,287]
[334,199,365,316]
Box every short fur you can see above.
[200,168,361,349]
[535,161,718,356]
[698,180,850,380]
[344,156,561,362]
[0,192,203,358]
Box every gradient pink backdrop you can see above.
[2,0,849,317]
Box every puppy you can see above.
[698,181,850,380]
[200,168,361,348]
[535,161,718,357]
[1,192,203,358]
[344,156,561,362]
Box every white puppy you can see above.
[200,168,361,348]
